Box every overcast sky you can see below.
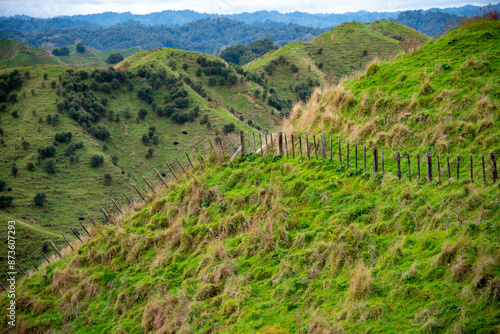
[0,0,493,18]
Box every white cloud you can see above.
[0,0,493,17]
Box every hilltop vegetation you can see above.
[0,39,140,69]
[244,21,430,106]
[286,19,500,153]
[0,47,280,275]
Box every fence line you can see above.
[2,130,498,287]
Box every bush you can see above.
[43,159,57,174]
[142,134,150,145]
[146,148,154,158]
[11,110,18,118]
[104,173,112,186]
[38,145,56,159]
[138,108,148,120]
[33,192,46,206]
[107,53,124,64]
[76,43,85,53]
[0,195,13,208]
[88,125,110,141]
[11,165,18,177]
[0,180,5,191]
[90,155,104,168]
[111,154,119,165]
[54,132,72,143]
[222,122,235,134]
[26,161,34,171]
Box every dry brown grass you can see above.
[349,261,372,299]
[452,256,472,280]
[400,35,423,54]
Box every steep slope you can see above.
[0,48,273,275]
[1,155,499,333]
[286,19,500,153]
[0,39,140,69]
[244,21,430,104]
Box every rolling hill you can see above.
[244,21,431,104]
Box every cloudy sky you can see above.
[0,0,493,18]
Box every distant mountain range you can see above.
[1,4,498,31]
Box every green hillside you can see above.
[286,19,500,153]
[245,21,430,104]
[0,39,140,69]
[0,48,278,276]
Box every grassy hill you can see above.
[244,21,430,103]
[0,39,140,69]
[285,19,500,153]
[1,149,499,333]
[0,48,279,276]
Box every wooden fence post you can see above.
[0,282,6,292]
[49,240,62,259]
[185,152,194,168]
[278,132,284,155]
[265,133,269,155]
[28,255,39,270]
[313,135,319,159]
[321,134,326,159]
[447,154,451,179]
[247,132,251,154]
[270,133,274,155]
[208,138,217,158]
[143,176,156,193]
[39,248,51,264]
[132,184,146,201]
[61,233,74,251]
[355,144,358,169]
[123,191,133,205]
[306,135,311,160]
[491,153,498,184]
[407,153,411,181]
[437,155,441,181]
[167,163,179,182]
[259,132,263,155]
[330,137,333,160]
[240,131,245,156]
[71,228,83,243]
[253,132,256,154]
[338,139,342,163]
[364,146,367,173]
[482,154,486,185]
[195,146,204,163]
[87,214,97,227]
[17,264,25,276]
[299,134,303,158]
[176,158,186,175]
[417,153,421,180]
[397,151,401,180]
[284,133,289,158]
[457,154,460,181]
[373,148,379,173]
[427,153,433,182]
[100,205,112,221]
[346,142,350,168]
[80,222,91,237]
[291,134,295,159]
[154,168,168,187]
[111,198,123,214]
[470,153,474,182]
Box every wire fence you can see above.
[1,130,498,289]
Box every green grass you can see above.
[245,21,430,102]
[289,19,500,154]
[2,154,499,333]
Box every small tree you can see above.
[104,173,112,186]
[0,180,5,191]
[0,196,13,209]
[138,108,148,120]
[33,192,46,206]
[146,148,154,159]
[222,122,235,134]
[11,165,18,177]
[90,155,104,168]
[43,159,57,174]
[76,43,86,53]
[107,53,124,64]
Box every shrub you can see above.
[111,154,119,165]
[88,125,110,141]
[54,132,72,143]
[90,155,104,168]
[107,53,124,64]
[38,145,57,159]
[26,161,34,171]
[222,122,235,134]
[146,148,154,158]
[104,173,112,186]
[182,63,189,70]
[33,192,46,206]
[22,140,30,150]
[43,159,57,174]
[0,196,13,208]
[142,134,150,145]
[138,108,148,120]
[11,165,18,177]
[11,110,18,118]
[0,180,5,191]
